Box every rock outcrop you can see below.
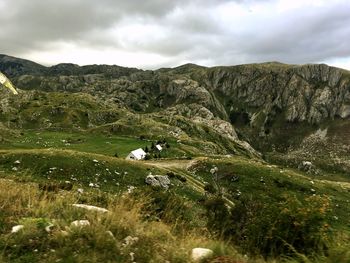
[145,174,171,189]
[2,55,350,158]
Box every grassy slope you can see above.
[186,157,350,232]
[1,151,350,262]
[0,178,246,263]
[0,131,150,158]
[0,141,350,262]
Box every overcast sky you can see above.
[1,0,350,70]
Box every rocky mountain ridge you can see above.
[2,54,350,165]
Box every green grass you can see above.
[0,130,197,160]
[0,149,165,194]
[188,157,350,233]
[0,131,149,158]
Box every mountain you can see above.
[2,55,350,173]
[0,54,47,76]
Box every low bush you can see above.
[205,193,332,258]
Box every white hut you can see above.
[155,144,163,151]
[126,148,146,161]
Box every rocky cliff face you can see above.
[202,63,350,124]
[2,55,350,157]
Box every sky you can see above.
[1,0,350,70]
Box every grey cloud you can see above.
[227,2,350,64]
[0,0,191,54]
[0,0,349,68]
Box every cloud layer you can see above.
[1,0,350,69]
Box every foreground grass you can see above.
[0,178,243,263]
[1,161,350,262]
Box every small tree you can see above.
[144,153,151,160]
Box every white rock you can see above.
[302,161,312,166]
[70,220,90,227]
[145,175,170,189]
[12,167,18,171]
[123,236,139,247]
[72,204,109,213]
[210,167,218,175]
[45,223,54,233]
[127,185,135,193]
[14,160,21,164]
[145,175,161,187]
[11,225,24,233]
[77,188,84,194]
[191,248,213,262]
[92,159,99,163]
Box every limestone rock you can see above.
[145,175,161,187]
[123,236,139,247]
[145,174,171,189]
[70,220,90,227]
[72,204,109,213]
[298,161,319,174]
[11,225,24,233]
[191,248,214,262]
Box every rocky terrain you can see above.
[2,54,350,174]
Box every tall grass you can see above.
[0,178,242,263]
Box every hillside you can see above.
[3,55,350,174]
[1,55,350,262]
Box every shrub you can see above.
[141,189,195,228]
[205,193,332,258]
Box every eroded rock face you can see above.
[203,64,350,125]
[5,56,350,129]
[3,55,350,157]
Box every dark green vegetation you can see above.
[1,54,350,262]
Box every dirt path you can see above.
[143,159,193,170]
